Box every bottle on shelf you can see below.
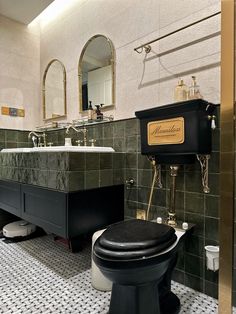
[174,78,189,102]
[88,101,94,121]
[188,76,203,100]
[95,104,103,120]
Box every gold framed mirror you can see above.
[78,34,115,112]
[42,59,67,121]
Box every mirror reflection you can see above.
[79,34,115,111]
[43,59,67,121]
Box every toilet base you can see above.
[109,283,180,314]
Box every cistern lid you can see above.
[94,219,177,260]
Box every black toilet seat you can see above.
[94,219,177,260]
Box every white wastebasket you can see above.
[91,229,112,291]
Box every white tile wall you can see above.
[40,0,221,124]
[0,0,221,130]
[0,15,41,130]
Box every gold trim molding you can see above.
[219,1,235,313]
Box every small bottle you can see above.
[174,78,189,102]
[188,76,202,100]
[88,101,93,121]
[95,104,103,120]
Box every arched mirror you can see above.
[42,59,67,121]
[78,34,115,112]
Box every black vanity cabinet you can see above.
[0,180,124,249]
[0,180,21,216]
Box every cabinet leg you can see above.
[69,236,86,253]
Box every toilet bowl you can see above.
[93,219,187,314]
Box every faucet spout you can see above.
[65,125,87,146]
[28,131,46,147]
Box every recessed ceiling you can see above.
[0,0,55,24]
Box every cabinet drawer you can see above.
[0,180,21,216]
[21,185,67,237]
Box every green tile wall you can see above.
[0,109,225,301]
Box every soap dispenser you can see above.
[188,76,203,100]
[88,101,93,121]
[174,78,188,102]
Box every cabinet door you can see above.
[21,185,67,237]
[0,180,21,216]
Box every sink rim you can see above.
[1,146,115,153]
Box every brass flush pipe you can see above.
[167,165,179,226]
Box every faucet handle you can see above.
[76,140,83,146]
[89,139,96,147]
[47,142,53,147]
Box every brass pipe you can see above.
[134,11,221,53]
[167,165,179,226]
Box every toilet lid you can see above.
[95,219,177,260]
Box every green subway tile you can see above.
[113,169,124,185]
[185,192,204,215]
[212,128,220,152]
[185,170,202,193]
[102,138,114,148]
[6,130,18,142]
[100,169,113,187]
[47,170,57,189]
[185,212,204,236]
[113,153,125,169]
[85,170,99,189]
[185,235,204,256]
[208,174,219,195]
[69,153,85,170]
[100,153,113,169]
[204,281,218,299]
[85,153,100,170]
[205,217,219,241]
[0,130,5,142]
[56,171,68,191]
[205,265,218,284]
[103,123,114,138]
[125,119,139,136]
[209,152,219,173]
[138,154,151,169]
[68,171,85,191]
[172,270,185,285]
[126,153,138,169]
[113,121,125,138]
[138,169,152,187]
[151,188,166,207]
[37,170,48,187]
[205,195,219,218]
[185,274,204,293]
[126,136,138,153]
[113,138,125,152]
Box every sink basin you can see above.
[1,148,32,153]
[1,146,115,153]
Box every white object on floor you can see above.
[3,220,36,238]
[91,229,112,291]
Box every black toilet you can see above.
[93,219,187,314]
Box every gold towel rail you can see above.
[134,11,221,54]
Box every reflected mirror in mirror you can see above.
[43,59,67,121]
[79,34,115,112]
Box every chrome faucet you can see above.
[28,131,46,147]
[66,125,87,146]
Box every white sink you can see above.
[1,148,32,153]
[1,146,115,153]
